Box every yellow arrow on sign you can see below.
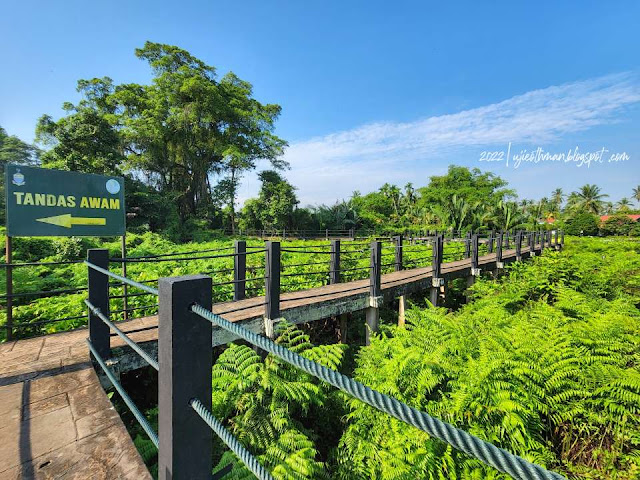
[36,214,106,228]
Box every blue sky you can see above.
[1,1,639,205]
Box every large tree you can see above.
[113,42,287,221]
[36,77,123,175]
[417,166,514,212]
[35,42,287,226]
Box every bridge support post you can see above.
[560,230,565,250]
[394,235,407,327]
[366,241,382,345]
[515,231,522,261]
[430,235,444,306]
[488,230,495,253]
[540,231,545,254]
[158,275,213,480]
[87,249,110,359]
[234,240,246,301]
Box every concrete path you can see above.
[0,323,153,479]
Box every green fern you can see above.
[211,323,346,479]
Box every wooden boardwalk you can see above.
[0,244,535,478]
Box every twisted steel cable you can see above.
[190,398,274,480]
[85,299,159,370]
[190,303,566,480]
[85,261,159,295]
[86,339,159,448]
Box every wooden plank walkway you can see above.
[0,245,534,479]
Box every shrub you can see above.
[53,237,89,261]
[564,212,599,236]
[600,214,639,236]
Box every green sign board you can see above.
[5,164,125,237]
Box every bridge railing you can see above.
[82,229,564,479]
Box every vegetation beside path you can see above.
[119,237,640,479]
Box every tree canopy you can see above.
[34,42,287,232]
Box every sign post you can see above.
[4,165,126,338]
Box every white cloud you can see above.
[245,72,640,204]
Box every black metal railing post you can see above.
[515,231,522,261]
[87,249,110,359]
[488,230,495,253]
[504,230,510,249]
[561,230,565,249]
[330,240,340,285]
[394,235,403,272]
[158,274,213,480]
[234,240,246,301]
[540,231,545,253]
[265,241,281,336]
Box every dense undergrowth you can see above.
[340,237,640,479]
[120,236,640,479]
[0,230,473,340]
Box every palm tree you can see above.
[551,188,564,212]
[493,200,526,231]
[633,186,640,205]
[616,197,633,211]
[602,202,615,215]
[572,184,609,214]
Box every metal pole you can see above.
[158,275,213,480]
[5,236,12,340]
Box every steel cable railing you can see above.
[190,398,274,480]
[85,299,158,370]
[189,303,566,480]
[86,339,159,448]
[85,261,159,295]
